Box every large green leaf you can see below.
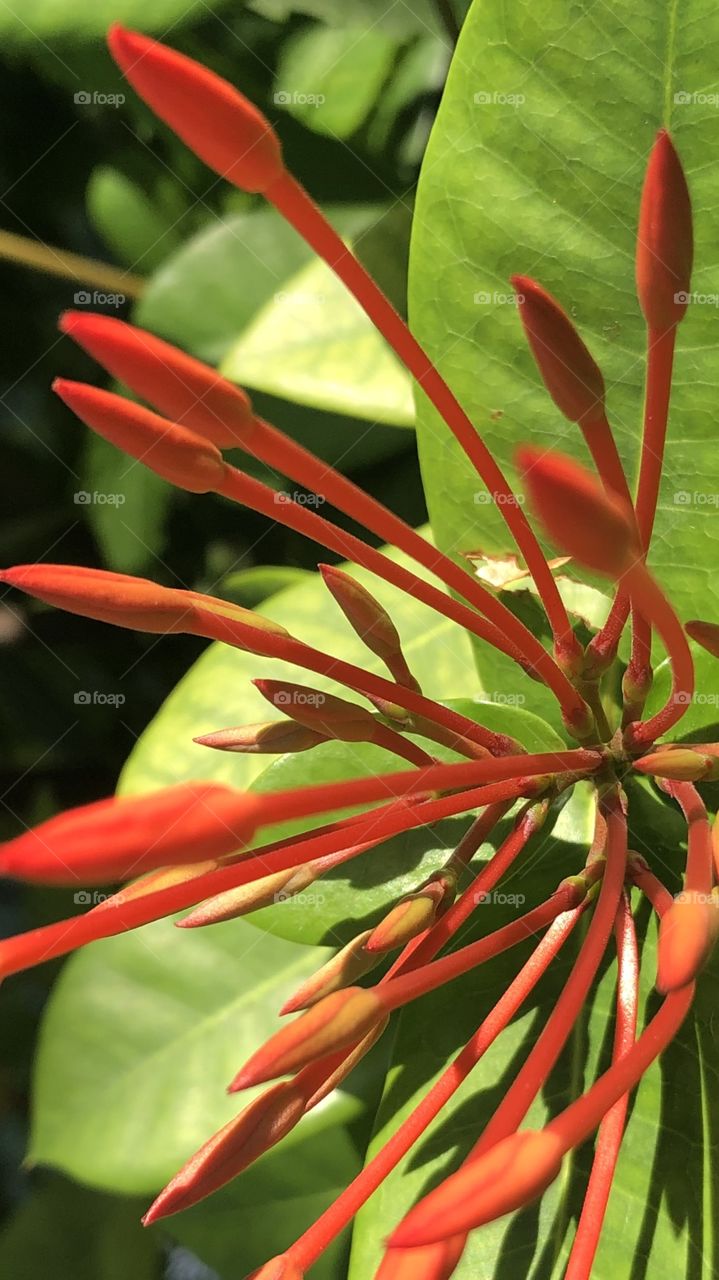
[273,25,399,138]
[221,254,415,426]
[349,786,717,1280]
[409,0,719,673]
[29,914,331,1192]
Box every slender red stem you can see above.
[290,902,585,1272]
[661,781,713,898]
[265,171,579,661]
[217,466,589,724]
[621,562,694,745]
[564,891,639,1280]
[584,412,633,506]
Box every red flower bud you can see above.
[0,782,257,885]
[365,879,452,955]
[194,721,327,755]
[636,130,693,331]
[53,378,227,493]
[108,25,285,194]
[178,864,318,929]
[279,931,378,1014]
[685,619,719,658]
[143,1081,306,1224]
[634,748,719,783]
[517,447,637,576]
[248,1258,303,1280]
[513,276,605,424]
[319,565,420,689]
[656,889,719,993]
[229,987,385,1091]
[389,1129,565,1246]
[375,1238,466,1280]
[253,680,378,742]
[59,311,254,447]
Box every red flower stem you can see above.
[0,778,550,977]
[217,466,587,724]
[373,885,582,1015]
[290,902,585,1272]
[248,417,566,669]
[461,792,626,1157]
[586,591,630,673]
[564,891,639,1280]
[621,561,694,745]
[626,326,678,693]
[660,781,713,897]
[386,798,547,978]
[584,412,634,507]
[545,861,689,1155]
[265,171,579,661]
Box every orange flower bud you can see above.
[319,565,420,689]
[656,889,719,993]
[108,25,285,194]
[513,276,605,424]
[194,721,328,755]
[375,1237,466,1280]
[143,1081,306,1224]
[365,878,453,955]
[247,1257,303,1280]
[279,931,378,1014]
[229,987,385,1091]
[634,748,719,783]
[59,311,254,447]
[636,130,693,331]
[517,447,637,576]
[53,378,227,493]
[685,619,719,658]
[178,864,318,929]
[253,679,378,743]
[0,782,257,885]
[389,1129,565,1246]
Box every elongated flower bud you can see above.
[143,1080,306,1224]
[634,748,719,783]
[0,782,257,885]
[229,987,385,1091]
[178,863,318,929]
[94,859,222,911]
[108,25,285,194]
[656,889,719,993]
[254,679,378,742]
[0,564,287,641]
[517,447,637,576]
[376,1238,467,1280]
[389,1129,565,1247]
[636,130,693,331]
[59,311,254,447]
[513,276,605,424]
[319,565,420,690]
[365,877,453,955]
[53,378,227,493]
[685,619,719,658]
[194,721,328,755]
[280,931,378,1014]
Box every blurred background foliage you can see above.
[0,2,467,1276]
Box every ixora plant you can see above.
[1,21,718,1280]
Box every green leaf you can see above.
[409,0,719,672]
[220,565,315,609]
[274,26,399,138]
[86,166,184,274]
[80,433,172,574]
[349,789,716,1280]
[221,254,415,426]
[119,536,477,799]
[29,914,331,1192]
[0,0,233,40]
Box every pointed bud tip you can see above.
[637,128,693,330]
[107,25,285,195]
